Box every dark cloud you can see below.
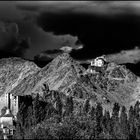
[14,1,140,61]
[0,2,80,60]
[36,10,140,60]
[1,1,140,62]
[6,1,140,75]
[0,21,30,58]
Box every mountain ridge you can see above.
[0,53,140,113]
[10,53,85,96]
[0,57,40,96]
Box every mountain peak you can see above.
[2,54,140,113]
[51,52,73,65]
[10,53,85,96]
[58,52,71,59]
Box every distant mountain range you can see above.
[1,53,140,112]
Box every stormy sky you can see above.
[1,1,140,63]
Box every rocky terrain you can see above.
[0,57,40,96]
[10,53,85,96]
[1,53,140,113]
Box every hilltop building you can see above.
[84,55,107,75]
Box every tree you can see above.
[0,131,3,139]
[32,93,40,126]
[102,110,111,133]
[111,103,121,139]
[134,101,140,119]
[32,93,47,124]
[133,101,140,139]
[65,96,74,116]
[88,106,96,139]
[105,111,112,138]
[111,103,120,123]
[128,106,135,139]
[120,106,129,139]
[55,93,63,117]
[25,106,33,129]
[83,98,90,114]
[95,102,103,138]
[89,106,96,120]
[14,102,27,139]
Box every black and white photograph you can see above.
[0,1,140,139]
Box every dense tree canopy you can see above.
[13,88,140,139]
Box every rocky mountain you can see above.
[0,57,40,96]
[1,53,140,113]
[10,53,85,97]
[64,61,139,113]
[80,62,139,111]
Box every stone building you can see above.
[0,93,20,117]
[0,93,28,139]
[90,55,107,73]
[0,109,15,139]
[84,55,107,75]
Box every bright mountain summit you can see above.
[0,53,140,112]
